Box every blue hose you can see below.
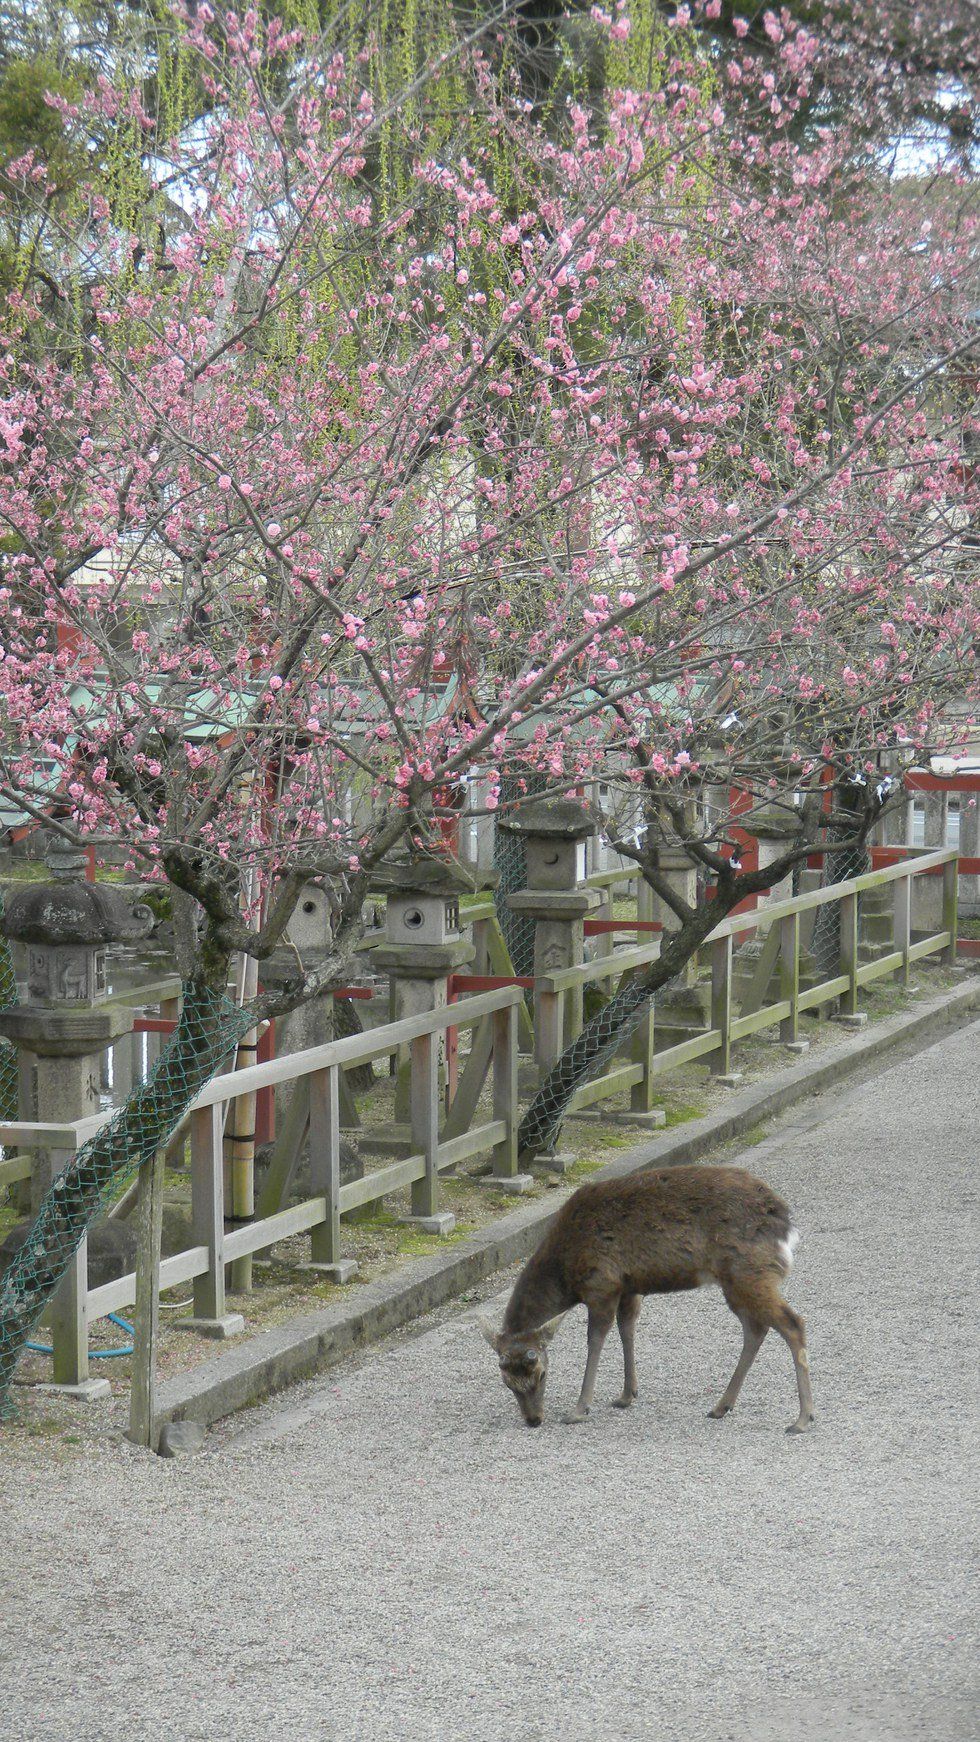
[26,1312,134,1359]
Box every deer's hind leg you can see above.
[716,1273,815,1434]
[612,1293,641,1409]
[772,1296,815,1434]
[708,1313,768,1420]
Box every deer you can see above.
[480,1164,814,1434]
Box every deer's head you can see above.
[480,1315,566,1426]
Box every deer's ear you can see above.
[537,1312,567,1345]
[478,1318,503,1353]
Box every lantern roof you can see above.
[1,839,154,947]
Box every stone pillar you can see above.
[882,794,914,846]
[912,791,950,934]
[370,860,476,1233]
[746,806,800,906]
[270,881,340,1134]
[638,808,709,1047]
[728,802,814,1029]
[501,801,597,1160]
[922,790,948,848]
[0,837,153,1397]
[646,843,698,931]
[958,796,980,918]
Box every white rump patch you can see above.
[778,1227,800,1270]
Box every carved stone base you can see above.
[34,1377,111,1402]
[399,1212,456,1236]
[531,1150,575,1175]
[174,1313,246,1339]
[298,1260,359,1284]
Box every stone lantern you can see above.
[0,835,153,1396]
[369,858,477,1233]
[501,798,594,895]
[6,840,137,1000]
[385,881,464,949]
[502,800,597,1109]
[284,880,337,954]
[371,858,475,983]
[0,838,153,1059]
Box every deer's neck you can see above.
[503,1250,573,1335]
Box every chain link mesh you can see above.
[517,971,653,1158]
[811,836,870,980]
[0,888,19,1120]
[0,985,254,1416]
[493,773,548,976]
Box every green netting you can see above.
[517,825,875,1159]
[811,836,870,979]
[494,773,548,976]
[0,888,19,1120]
[517,970,653,1159]
[0,983,254,1417]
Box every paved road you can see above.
[2,1023,977,1742]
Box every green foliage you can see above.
[0,57,85,191]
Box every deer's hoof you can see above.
[707,1403,732,1419]
[611,1393,636,1410]
[561,1409,589,1425]
[785,1414,815,1435]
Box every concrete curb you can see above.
[154,976,980,1435]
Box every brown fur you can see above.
[483,1165,814,1432]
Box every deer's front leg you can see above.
[563,1304,615,1424]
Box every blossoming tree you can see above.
[0,0,977,1398]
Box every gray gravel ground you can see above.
[2,1021,978,1742]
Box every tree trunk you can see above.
[0,979,252,1416]
[517,905,724,1161]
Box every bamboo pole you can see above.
[127,1146,166,1451]
[226,870,260,1292]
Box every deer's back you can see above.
[543,1165,794,1301]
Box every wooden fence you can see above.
[0,985,524,1384]
[0,847,961,1396]
[533,847,959,1111]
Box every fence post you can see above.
[629,991,656,1111]
[894,869,912,986]
[922,789,948,848]
[779,912,800,1044]
[942,856,959,966]
[839,891,859,1017]
[127,1145,166,1450]
[472,915,489,977]
[597,887,614,962]
[180,1104,244,1338]
[536,985,563,1078]
[491,1002,519,1179]
[46,1141,97,1391]
[305,1064,358,1280]
[112,1031,133,1104]
[405,1032,453,1232]
[308,1065,340,1265]
[709,934,733,1076]
[161,996,188,1170]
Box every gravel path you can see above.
[2,1022,977,1742]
